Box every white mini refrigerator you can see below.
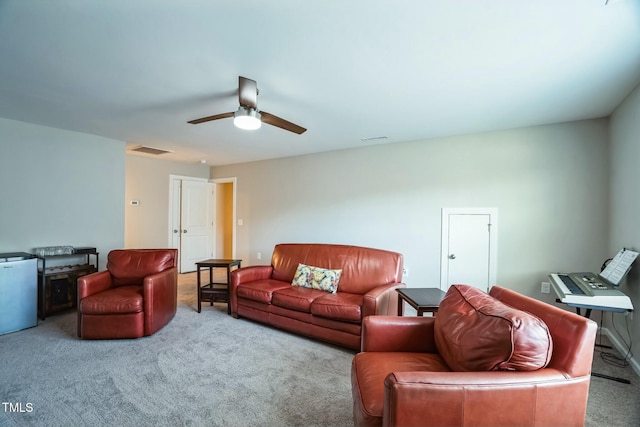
[0,253,38,335]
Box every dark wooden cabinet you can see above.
[37,248,98,319]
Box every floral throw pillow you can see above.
[292,263,342,293]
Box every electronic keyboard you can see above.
[549,272,633,310]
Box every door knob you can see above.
[182,229,188,233]
[449,254,456,259]
[173,229,179,233]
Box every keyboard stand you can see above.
[557,299,631,384]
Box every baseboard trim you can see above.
[600,327,640,378]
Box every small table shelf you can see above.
[397,288,446,316]
[36,248,99,320]
[196,259,242,314]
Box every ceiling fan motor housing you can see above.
[234,106,262,130]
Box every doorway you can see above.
[440,208,498,292]
[211,177,237,260]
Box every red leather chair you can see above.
[351,285,598,427]
[77,249,178,339]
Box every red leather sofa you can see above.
[77,249,178,339]
[351,284,598,427]
[229,243,405,350]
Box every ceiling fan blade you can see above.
[261,111,307,135]
[238,76,258,109]
[187,111,234,124]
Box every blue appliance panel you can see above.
[0,257,38,335]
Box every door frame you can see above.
[440,207,498,291]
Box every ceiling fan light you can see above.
[234,107,262,130]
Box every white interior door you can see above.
[168,176,236,273]
[180,180,213,273]
[440,208,497,292]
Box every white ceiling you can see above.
[1,0,639,166]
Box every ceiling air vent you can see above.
[129,145,174,155]
[361,136,390,144]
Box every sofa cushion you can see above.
[237,279,290,304]
[352,352,451,421]
[79,285,143,315]
[272,286,327,313]
[434,284,553,372]
[311,292,363,323]
[292,263,342,293]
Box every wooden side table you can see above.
[196,259,242,314]
[397,288,446,316]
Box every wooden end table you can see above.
[196,259,242,314]
[397,287,446,316]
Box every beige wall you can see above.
[0,118,125,270]
[609,82,640,371]
[125,155,210,248]
[211,119,610,303]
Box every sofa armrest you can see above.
[77,270,113,300]
[384,370,591,427]
[143,267,178,335]
[361,316,437,353]
[231,265,274,284]
[229,265,274,317]
[362,282,406,317]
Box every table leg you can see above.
[209,266,214,306]
[226,266,231,314]
[197,265,202,313]
[397,296,404,316]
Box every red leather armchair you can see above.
[351,285,598,427]
[77,249,178,339]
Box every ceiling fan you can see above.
[187,76,307,134]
